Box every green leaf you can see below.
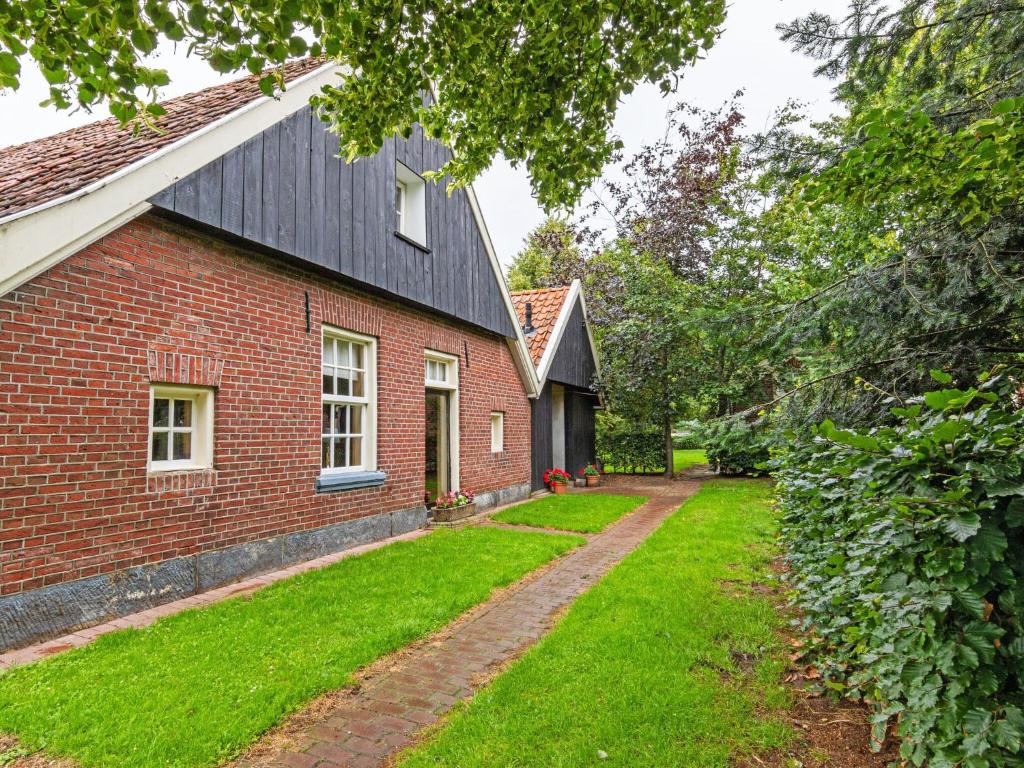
[944,512,981,542]
[1005,498,1024,527]
[930,369,953,384]
[971,522,1008,559]
[0,52,19,77]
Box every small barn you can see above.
[510,282,602,490]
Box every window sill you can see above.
[394,231,431,253]
[315,470,387,494]
[149,464,211,475]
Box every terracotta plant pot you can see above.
[550,482,568,494]
[431,502,476,522]
[586,475,599,487]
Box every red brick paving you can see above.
[240,477,701,768]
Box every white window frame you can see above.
[396,179,407,235]
[395,162,427,246]
[322,326,378,475]
[148,384,214,473]
[491,411,505,453]
[424,350,460,489]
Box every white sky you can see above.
[0,0,847,266]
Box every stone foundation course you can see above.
[0,506,426,652]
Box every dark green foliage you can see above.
[701,418,768,476]
[776,376,1024,767]
[0,0,727,210]
[596,423,663,474]
[672,433,703,450]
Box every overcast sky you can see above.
[0,0,848,266]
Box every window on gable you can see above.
[322,328,377,473]
[491,412,504,453]
[149,385,214,472]
[395,162,427,247]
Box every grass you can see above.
[490,494,647,533]
[0,527,583,768]
[674,448,707,472]
[605,448,707,475]
[399,479,791,767]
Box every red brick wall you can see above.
[0,214,531,596]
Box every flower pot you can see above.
[432,502,477,522]
[586,475,599,487]
[550,482,568,494]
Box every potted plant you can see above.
[543,468,572,494]
[431,489,476,522]
[583,464,601,487]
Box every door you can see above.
[425,389,450,504]
[551,384,566,471]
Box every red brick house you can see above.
[0,61,544,651]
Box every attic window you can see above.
[395,162,426,247]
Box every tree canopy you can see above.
[0,0,727,210]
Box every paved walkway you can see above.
[238,476,702,768]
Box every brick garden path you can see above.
[241,476,702,768]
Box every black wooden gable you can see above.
[149,105,515,338]
[546,296,598,391]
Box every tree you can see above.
[0,0,727,210]
[506,217,585,291]
[586,241,700,477]
[761,0,1024,428]
[592,99,788,419]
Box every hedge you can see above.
[776,374,1024,766]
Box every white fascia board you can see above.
[0,63,342,297]
[535,279,604,403]
[535,279,582,387]
[464,183,541,398]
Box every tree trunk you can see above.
[663,413,674,479]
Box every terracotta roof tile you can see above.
[509,285,572,366]
[0,58,327,219]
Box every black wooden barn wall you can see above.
[564,388,598,476]
[149,105,515,338]
[546,299,597,390]
[530,384,553,491]
[530,382,599,490]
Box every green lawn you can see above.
[674,448,707,471]
[490,494,647,533]
[605,448,707,475]
[0,527,582,768]
[399,480,790,767]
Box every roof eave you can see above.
[0,62,341,297]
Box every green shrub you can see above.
[672,433,702,450]
[776,374,1024,766]
[597,422,663,473]
[701,418,768,476]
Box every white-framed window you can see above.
[149,384,214,472]
[322,327,377,473]
[396,180,407,235]
[395,162,426,246]
[491,412,504,453]
[425,356,451,388]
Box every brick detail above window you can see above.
[147,350,224,387]
[316,288,385,338]
[424,328,463,358]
